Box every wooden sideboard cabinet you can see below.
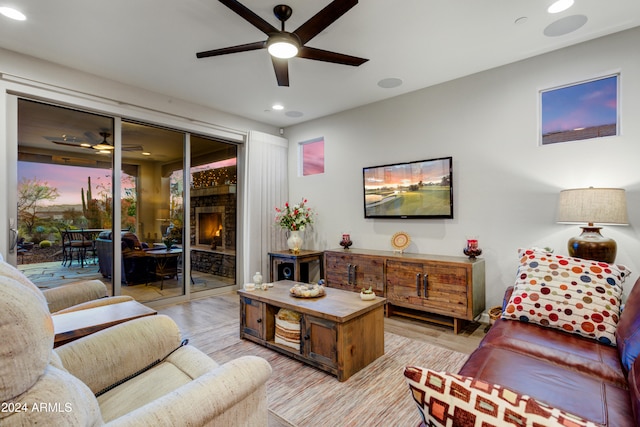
[323,248,485,334]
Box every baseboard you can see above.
[477,312,490,324]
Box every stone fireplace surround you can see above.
[190,186,236,279]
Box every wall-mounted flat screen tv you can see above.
[363,156,453,219]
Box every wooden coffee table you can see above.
[239,280,386,381]
[53,300,157,347]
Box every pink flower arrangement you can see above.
[275,198,314,231]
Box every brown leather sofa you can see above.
[455,277,640,426]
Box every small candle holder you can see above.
[339,233,353,250]
[464,238,482,259]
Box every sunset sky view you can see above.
[18,157,237,207]
[19,162,112,206]
[364,159,450,189]
[541,75,617,135]
[301,138,324,176]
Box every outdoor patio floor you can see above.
[18,259,234,304]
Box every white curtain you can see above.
[242,130,288,284]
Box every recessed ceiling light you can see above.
[142,152,151,156]
[0,7,26,21]
[377,78,403,89]
[547,0,574,14]
[272,104,284,111]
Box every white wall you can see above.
[285,27,640,308]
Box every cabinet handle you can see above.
[303,334,310,340]
[257,318,262,323]
[352,264,357,286]
[416,273,421,297]
[347,264,352,284]
[423,274,428,298]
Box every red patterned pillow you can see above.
[501,248,630,345]
[404,366,599,427]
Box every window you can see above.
[300,137,324,176]
[540,74,619,145]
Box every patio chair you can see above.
[60,229,93,267]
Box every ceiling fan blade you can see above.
[271,57,290,87]
[218,0,278,35]
[293,0,358,45]
[122,145,144,152]
[49,140,86,149]
[83,131,101,145]
[298,46,368,66]
[197,41,265,59]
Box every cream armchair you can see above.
[42,279,134,314]
[0,262,272,426]
[0,259,132,314]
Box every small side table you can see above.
[269,250,324,283]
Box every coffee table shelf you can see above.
[238,280,386,381]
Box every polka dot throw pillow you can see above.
[502,248,630,345]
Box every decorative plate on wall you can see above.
[391,232,411,252]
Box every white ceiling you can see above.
[1,0,639,128]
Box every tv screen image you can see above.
[363,157,453,219]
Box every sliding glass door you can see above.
[17,99,114,293]
[189,135,237,293]
[14,98,239,303]
[119,121,186,302]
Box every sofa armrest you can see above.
[53,295,134,314]
[106,356,272,427]
[501,286,514,311]
[55,315,182,394]
[42,280,108,313]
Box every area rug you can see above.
[208,332,468,427]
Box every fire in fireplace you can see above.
[195,207,225,249]
[199,213,221,245]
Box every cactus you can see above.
[81,188,86,216]
[81,177,93,218]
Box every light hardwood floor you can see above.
[157,291,487,355]
[157,291,487,427]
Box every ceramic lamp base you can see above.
[568,226,617,263]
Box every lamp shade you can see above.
[557,188,628,225]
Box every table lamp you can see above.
[557,187,628,263]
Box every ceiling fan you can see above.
[46,131,143,152]
[196,0,369,86]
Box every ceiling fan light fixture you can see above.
[267,33,299,59]
[93,131,115,150]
